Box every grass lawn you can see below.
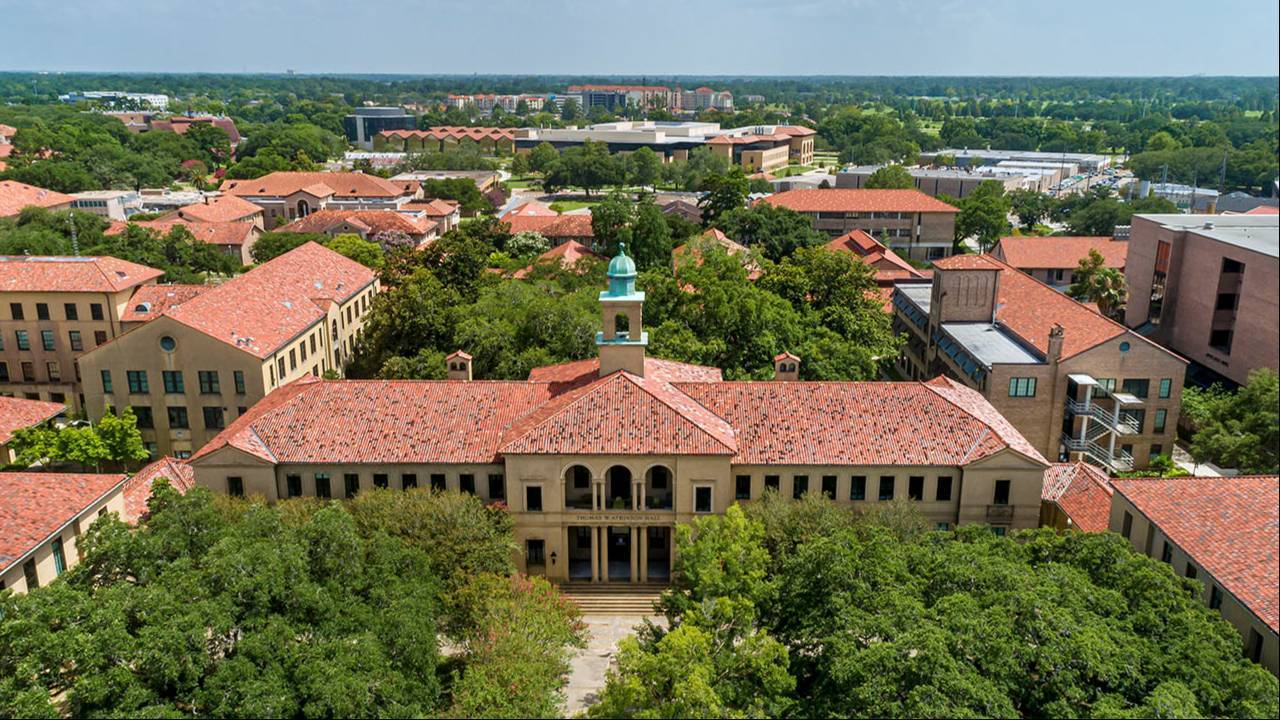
[771,165,814,178]
[549,200,598,213]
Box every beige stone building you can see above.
[219,172,421,227]
[760,189,959,261]
[1123,214,1277,387]
[1108,475,1279,676]
[188,248,1050,586]
[892,254,1187,471]
[78,242,378,459]
[1,255,164,411]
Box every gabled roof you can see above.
[165,194,263,223]
[160,242,376,359]
[0,255,163,293]
[502,206,596,239]
[0,472,127,573]
[106,219,255,246]
[826,229,925,279]
[527,357,722,390]
[0,397,64,446]
[220,172,417,199]
[0,180,75,217]
[401,198,459,216]
[119,284,210,323]
[512,240,603,279]
[673,229,760,280]
[278,209,433,237]
[761,188,958,214]
[994,236,1128,271]
[504,200,558,218]
[1042,462,1114,532]
[500,371,737,456]
[122,457,195,523]
[1111,475,1279,633]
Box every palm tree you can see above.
[1067,249,1128,318]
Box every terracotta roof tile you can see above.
[278,209,433,237]
[401,199,459,216]
[1244,206,1279,215]
[106,219,254,247]
[527,357,721,391]
[1111,475,1279,633]
[761,188,958,214]
[995,236,1128,271]
[513,240,603,278]
[826,230,925,281]
[165,194,263,223]
[0,180,75,217]
[0,397,65,446]
[119,284,210,323]
[0,472,127,572]
[220,172,417,199]
[1042,462,1114,532]
[121,457,195,523]
[0,255,163,293]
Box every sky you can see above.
[1,0,1277,77]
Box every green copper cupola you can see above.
[597,243,647,376]
[603,243,642,300]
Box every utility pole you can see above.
[1217,150,1228,194]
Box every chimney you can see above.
[446,350,472,381]
[773,352,800,381]
[1047,324,1065,364]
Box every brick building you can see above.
[759,189,959,261]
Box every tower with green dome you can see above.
[597,243,648,376]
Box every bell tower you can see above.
[597,243,648,376]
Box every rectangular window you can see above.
[41,330,55,351]
[1154,409,1167,434]
[23,559,38,590]
[373,473,389,489]
[850,476,866,501]
[299,341,307,362]
[1210,584,1223,610]
[52,538,66,576]
[908,476,924,501]
[127,370,149,394]
[133,406,154,429]
[9,302,23,320]
[527,539,546,566]
[202,406,225,430]
[1185,563,1197,580]
[993,479,1011,506]
[936,522,951,531]
[1121,378,1149,399]
[198,371,220,394]
[94,330,107,346]
[46,362,60,382]
[1008,377,1037,397]
[430,473,446,491]
[69,330,83,352]
[695,486,712,513]
[878,476,895,501]
[821,475,837,499]
[64,303,78,321]
[233,370,246,394]
[286,474,302,498]
[0,362,8,382]
[936,476,953,501]
[227,476,244,497]
[315,473,331,499]
[162,370,184,394]
[735,475,752,500]
[15,330,29,350]
[488,474,505,500]
[1151,444,1163,458]
[1247,629,1264,664]
[792,475,808,499]
[344,473,359,498]
[36,303,49,321]
[1158,378,1173,399]
[459,474,475,494]
[21,362,34,382]
[90,303,104,321]
[402,473,418,490]
[289,348,297,371]
[526,485,543,512]
[167,406,189,429]
[764,475,780,492]
[277,358,285,379]
[1161,541,1172,563]
[993,527,1007,537]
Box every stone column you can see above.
[629,526,639,583]
[638,479,646,510]
[600,526,610,583]
[639,527,649,583]
[590,526,600,583]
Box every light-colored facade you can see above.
[78,243,378,459]
[189,248,1050,586]
[70,190,143,220]
[760,189,959,261]
[1,256,163,411]
[1123,214,1278,387]
[837,165,1051,196]
[919,148,1113,173]
[219,172,421,227]
[892,254,1187,472]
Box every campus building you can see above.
[374,127,516,155]
[219,172,422,226]
[993,235,1128,291]
[189,247,1050,585]
[105,218,261,265]
[759,189,959,261]
[1123,214,1278,387]
[342,107,417,150]
[1,255,164,411]
[0,180,74,218]
[919,148,1113,173]
[891,254,1187,471]
[1109,475,1279,676]
[837,165,1057,196]
[78,243,378,459]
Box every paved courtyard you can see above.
[563,614,665,716]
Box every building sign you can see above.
[571,513,668,523]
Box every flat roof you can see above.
[1137,214,1279,258]
[942,323,1042,366]
[897,283,932,313]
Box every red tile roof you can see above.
[0,123,16,138]
[513,240,603,278]
[154,116,241,145]
[401,199,459,216]
[760,188,958,214]
[0,255,163,293]
[1042,462,1114,532]
[0,472,127,573]
[1111,475,1279,633]
[106,219,255,247]
[164,194,263,223]
[1244,205,1279,215]
[994,236,1128,271]
[379,127,515,142]
[121,457,195,523]
[119,284,210,323]
[0,180,75,217]
[0,397,65,446]
[161,242,376,358]
[527,357,722,390]
[931,254,1139,360]
[826,230,925,281]
[500,204,596,239]
[673,229,760,280]
[278,209,434,237]
[220,172,417,199]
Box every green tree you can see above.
[1008,188,1053,230]
[715,202,825,262]
[249,231,326,264]
[1067,248,1128,317]
[943,180,1010,252]
[1183,369,1279,473]
[528,142,559,174]
[863,164,915,189]
[697,168,750,226]
[629,146,661,189]
[325,233,384,268]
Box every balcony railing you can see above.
[1065,399,1140,434]
[1060,432,1135,472]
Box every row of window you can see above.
[103,369,246,396]
[7,301,105,323]
[228,471,506,500]
[0,359,79,384]
[4,328,108,354]
[729,473,991,504]
[1008,376,1177,401]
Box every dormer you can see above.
[773,352,800,381]
[446,350,473,381]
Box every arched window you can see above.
[297,199,311,218]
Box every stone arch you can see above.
[605,465,633,509]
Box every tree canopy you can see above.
[1182,368,1280,474]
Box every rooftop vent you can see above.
[1203,221,1215,230]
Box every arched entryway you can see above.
[606,466,632,509]
[644,465,673,510]
[297,199,311,218]
[564,465,593,510]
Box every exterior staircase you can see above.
[560,582,667,616]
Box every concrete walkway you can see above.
[563,614,664,717]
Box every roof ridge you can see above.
[922,376,1045,464]
[620,373,738,453]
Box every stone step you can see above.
[560,582,668,615]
